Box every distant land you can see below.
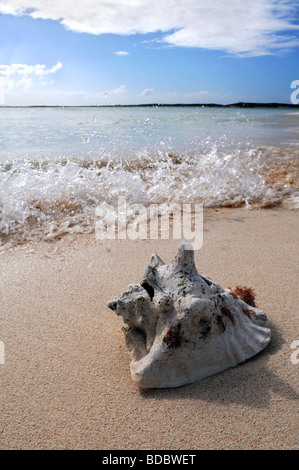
[1,102,299,108]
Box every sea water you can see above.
[0,106,298,245]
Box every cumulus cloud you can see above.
[141,88,154,97]
[114,51,129,56]
[0,62,62,78]
[0,62,62,103]
[1,0,298,56]
[111,84,127,94]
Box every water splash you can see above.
[0,140,298,246]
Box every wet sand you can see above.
[0,207,298,450]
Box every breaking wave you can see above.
[0,141,298,246]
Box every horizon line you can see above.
[0,101,298,109]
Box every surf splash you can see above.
[0,141,298,247]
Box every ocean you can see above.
[0,105,298,246]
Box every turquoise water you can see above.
[1,106,298,160]
[0,106,298,245]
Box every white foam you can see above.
[0,138,298,246]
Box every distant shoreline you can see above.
[1,102,299,109]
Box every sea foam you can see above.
[0,143,298,246]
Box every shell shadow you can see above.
[139,321,298,408]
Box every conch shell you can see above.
[107,241,271,388]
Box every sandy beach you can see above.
[0,207,298,450]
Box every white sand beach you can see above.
[0,207,298,450]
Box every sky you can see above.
[0,0,299,106]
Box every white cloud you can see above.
[0,62,62,104]
[114,51,129,56]
[141,88,154,97]
[0,62,62,78]
[0,0,298,56]
[112,84,127,94]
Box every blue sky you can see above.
[0,0,299,105]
